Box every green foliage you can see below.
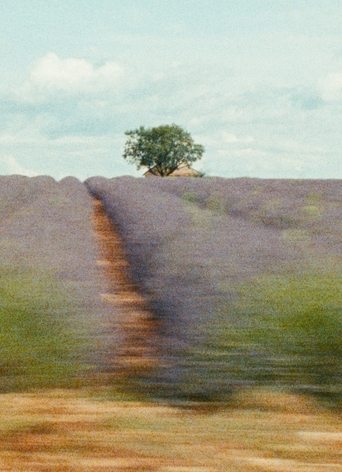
[0,268,87,392]
[175,273,342,406]
[206,192,226,214]
[123,124,204,176]
[237,274,342,388]
[182,191,198,204]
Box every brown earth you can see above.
[91,198,160,379]
[0,389,341,471]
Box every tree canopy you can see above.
[123,124,204,176]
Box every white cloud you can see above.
[221,131,254,144]
[1,47,340,179]
[212,146,307,177]
[0,155,38,176]
[221,132,239,143]
[17,53,123,101]
[320,73,342,101]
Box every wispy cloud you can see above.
[221,132,254,144]
[0,155,38,176]
[320,72,342,101]
[16,53,124,102]
[0,40,341,179]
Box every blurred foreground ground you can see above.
[0,388,341,471]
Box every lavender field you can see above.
[0,175,341,471]
[0,174,340,404]
[87,176,342,405]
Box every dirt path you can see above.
[91,198,159,380]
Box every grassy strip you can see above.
[0,268,88,392]
[178,273,342,407]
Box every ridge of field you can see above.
[86,176,341,405]
[0,176,117,390]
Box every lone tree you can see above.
[123,124,204,176]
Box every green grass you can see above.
[0,268,87,392]
[175,273,342,406]
[242,274,341,399]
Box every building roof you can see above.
[144,164,201,177]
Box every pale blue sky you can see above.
[0,0,341,178]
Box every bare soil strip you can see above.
[0,390,341,471]
[91,197,159,379]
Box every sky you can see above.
[0,0,341,179]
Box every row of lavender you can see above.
[86,176,341,404]
[86,177,291,333]
[0,176,114,391]
[148,176,341,255]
